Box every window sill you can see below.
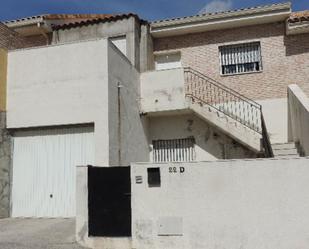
[220,70,263,77]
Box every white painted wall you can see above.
[7,39,148,166]
[148,114,256,161]
[52,17,140,69]
[288,84,309,155]
[132,157,309,249]
[107,41,149,165]
[257,98,287,144]
[140,68,188,113]
[7,39,107,165]
[110,36,127,56]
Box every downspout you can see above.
[117,82,123,165]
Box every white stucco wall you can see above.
[132,157,309,249]
[288,84,309,156]
[148,114,255,161]
[140,68,188,113]
[7,39,109,165]
[257,98,287,144]
[107,42,149,166]
[52,17,140,69]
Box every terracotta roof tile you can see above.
[44,14,114,20]
[152,2,291,25]
[52,13,147,31]
[288,11,309,23]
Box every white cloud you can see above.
[198,0,233,14]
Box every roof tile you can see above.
[52,13,147,31]
[288,11,309,23]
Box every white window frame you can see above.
[219,41,262,76]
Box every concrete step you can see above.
[275,155,300,159]
[273,148,298,156]
[271,142,300,158]
[271,142,296,150]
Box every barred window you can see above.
[152,138,195,163]
[219,42,262,75]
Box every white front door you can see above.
[11,126,94,217]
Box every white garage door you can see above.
[11,126,94,217]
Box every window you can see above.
[219,42,262,75]
[152,138,195,162]
[155,53,181,70]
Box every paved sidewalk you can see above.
[0,218,86,249]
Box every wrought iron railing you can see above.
[184,67,273,157]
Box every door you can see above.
[11,126,94,217]
[88,166,131,237]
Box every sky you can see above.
[0,0,308,22]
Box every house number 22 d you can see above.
[169,167,185,173]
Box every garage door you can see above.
[11,126,94,217]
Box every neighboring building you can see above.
[0,0,308,233]
[0,22,37,218]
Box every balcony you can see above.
[140,68,188,114]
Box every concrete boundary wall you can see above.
[132,158,309,249]
[288,84,309,156]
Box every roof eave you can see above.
[5,16,45,28]
[151,3,291,38]
[286,21,309,35]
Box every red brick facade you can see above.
[154,22,309,100]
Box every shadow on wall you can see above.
[196,121,257,160]
[149,114,256,161]
[284,32,309,56]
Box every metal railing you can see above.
[184,67,273,157]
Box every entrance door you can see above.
[88,166,131,237]
[11,126,94,217]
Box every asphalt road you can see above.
[0,218,86,249]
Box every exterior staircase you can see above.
[272,142,300,158]
[183,67,273,157]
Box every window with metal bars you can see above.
[219,42,262,75]
[152,137,195,163]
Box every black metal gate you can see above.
[88,166,131,237]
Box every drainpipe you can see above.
[117,82,123,166]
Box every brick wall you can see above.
[0,23,46,49]
[154,22,309,100]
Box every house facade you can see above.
[0,0,308,226]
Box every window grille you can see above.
[219,42,262,75]
[152,138,195,163]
